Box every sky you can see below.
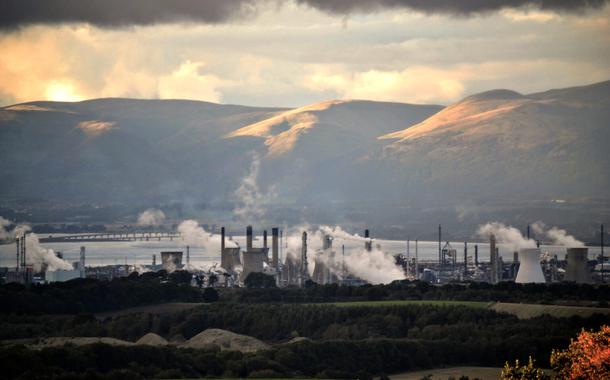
[0,0,609,107]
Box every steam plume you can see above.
[233,152,275,222]
[286,224,404,284]
[477,222,537,251]
[137,208,166,226]
[532,221,585,247]
[0,216,72,272]
[178,219,237,252]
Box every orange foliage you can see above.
[551,325,610,379]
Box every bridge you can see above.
[39,232,182,243]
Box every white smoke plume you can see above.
[532,221,585,247]
[137,208,166,226]
[285,224,404,284]
[233,152,276,222]
[477,222,537,251]
[0,216,12,240]
[178,220,238,253]
[0,216,72,272]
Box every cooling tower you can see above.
[515,248,546,283]
[564,248,592,283]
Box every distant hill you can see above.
[0,81,608,233]
[378,80,610,203]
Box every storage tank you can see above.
[515,248,546,283]
[564,248,592,283]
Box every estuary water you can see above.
[0,233,603,269]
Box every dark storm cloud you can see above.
[0,0,607,30]
[297,0,609,15]
[0,0,263,30]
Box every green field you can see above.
[319,300,491,308]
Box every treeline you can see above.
[222,280,610,305]
[0,336,584,380]
[0,272,204,314]
[2,302,607,352]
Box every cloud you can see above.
[137,208,166,226]
[0,0,265,30]
[303,65,466,104]
[1,0,606,31]
[297,0,609,16]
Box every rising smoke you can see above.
[531,221,585,247]
[137,208,166,226]
[477,222,537,251]
[285,224,404,284]
[0,216,72,272]
[233,152,276,222]
[478,221,586,249]
[178,219,237,251]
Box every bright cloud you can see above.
[0,3,608,107]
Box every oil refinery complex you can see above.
[0,224,607,287]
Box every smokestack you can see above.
[415,239,419,279]
[438,225,442,266]
[21,234,26,269]
[79,246,86,278]
[186,245,190,265]
[272,228,279,268]
[263,230,268,249]
[247,225,253,251]
[602,224,605,283]
[464,242,468,275]
[513,251,519,263]
[221,226,225,253]
[15,236,20,272]
[490,234,497,284]
[527,224,531,240]
[301,231,308,282]
[364,229,372,252]
[475,244,479,267]
[153,254,156,267]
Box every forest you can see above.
[1,273,609,379]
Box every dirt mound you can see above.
[283,337,311,344]
[34,337,134,348]
[136,333,168,346]
[181,328,269,353]
[490,302,610,319]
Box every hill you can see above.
[0,81,608,235]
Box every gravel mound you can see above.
[181,328,269,353]
[34,337,134,348]
[136,333,168,346]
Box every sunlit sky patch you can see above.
[0,1,608,107]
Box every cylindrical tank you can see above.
[515,248,546,283]
[564,248,592,283]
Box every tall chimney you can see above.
[15,236,20,272]
[186,245,190,265]
[153,254,156,267]
[272,228,279,268]
[464,242,468,275]
[527,224,531,240]
[263,230,268,249]
[474,244,479,267]
[247,225,253,251]
[490,234,497,284]
[602,224,605,283]
[364,229,372,252]
[438,224,442,266]
[301,231,308,280]
[221,227,225,253]
[80,246,86,278]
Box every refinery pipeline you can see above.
[1,224,607,287]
